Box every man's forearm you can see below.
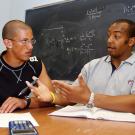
[54,93,74,106]
[95,94,135,113]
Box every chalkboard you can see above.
[25,0,135,81]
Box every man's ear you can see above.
[128,37,135,47]
[3,39,13,49]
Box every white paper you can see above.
[0,112,39,127]
[49,105,135,122]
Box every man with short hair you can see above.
[27,19,135,113]
[0,20,54,113]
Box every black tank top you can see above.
[0,51,42,104]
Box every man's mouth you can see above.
[26,51,32,56]
[107,47,115,51]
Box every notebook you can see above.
[49,105,135,122]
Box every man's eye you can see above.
[21,40,27,43]
[114,35,120,39]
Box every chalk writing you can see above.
[86,7,104,20]
[124,3,135,15]
[40,26,96,56]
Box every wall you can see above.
[0,0,65,52]
[0,0,11,51]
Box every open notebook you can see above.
[49,105,135,122]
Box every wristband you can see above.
[50,92,56,103]
[86,92,95,108]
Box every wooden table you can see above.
[1,107,135,135]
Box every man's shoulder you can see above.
[83,56,107,70]
[28,56,42,68]
[27,56,42,75]
[87,55,107,65]
[29,56,41,63]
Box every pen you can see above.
[18,78,38,97]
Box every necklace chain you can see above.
[0,59,26,83]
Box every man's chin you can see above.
[109,54,119,59]
[23,56,30,61]
[108,52,117,58]
[26,54,32,58]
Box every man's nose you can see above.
[107,36,113,43]
[27,42,33,49]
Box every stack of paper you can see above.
[0,112,38,127]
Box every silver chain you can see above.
[0,59,26,83]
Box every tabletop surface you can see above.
[1,107,135,135]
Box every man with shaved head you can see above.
[0,20,54,113]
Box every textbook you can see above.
[49,105,135,122]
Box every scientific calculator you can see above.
[9,120,38,135]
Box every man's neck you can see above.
[111,53,132,68]
[3,52,25,68]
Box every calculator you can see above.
[9,120,38,135]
